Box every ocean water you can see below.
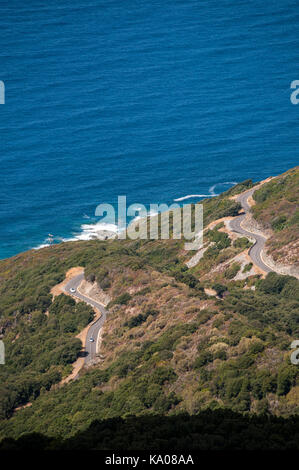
[0,0,299,259]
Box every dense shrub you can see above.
[233,237,252,249]
[194,351,213,368]
[125,308,159,328]
[212,283,227,297]
[109,292,132,306]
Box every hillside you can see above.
[252,167,299,268]
[0,168,298,449]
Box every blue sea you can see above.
[1,0,299,259]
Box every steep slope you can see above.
[252,166,299,271]
[0,169,298,445]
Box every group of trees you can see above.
[2,409,299,450]
[0,246,298,442]
[0,171,298,449]
[0,293,94,419]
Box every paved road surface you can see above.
[63,187,272,364]
[64,273,108,363]
[229,188,273,273]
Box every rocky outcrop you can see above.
[78,279,111,306]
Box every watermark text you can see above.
[0,81,5,104]
[0,340,5,365]
[290,80,299,105]
[95,196,203,250]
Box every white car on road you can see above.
[89,337,94,342]
[70,287,76,293]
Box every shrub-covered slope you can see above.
[252,166,299,265]
[0,170,298,446]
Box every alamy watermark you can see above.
[290,340,299,365]
[290,80,299,105]
[0,81,5,104]
[0,340,4,365]
[95,196,203,251]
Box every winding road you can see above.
[63,273,108,363]
[229,187,273,273]
[62,186,272,365]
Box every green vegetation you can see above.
[202,198,242,227]
[224,179,254,197]
[109,292,132,306]
[124,308,159,328]
[0,293,94,419]
[0,168,298,449]
[252,167,299,263]
[233,237,252,250]
[243,262,253,273]
[225,262,241,279]
[1,269,297,443]
[3,410,299,450]
[207,228,231,250]
[212,283,227,297]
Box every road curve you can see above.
[63,188,272,362]
[63,273,108,363]
[229,187,273,273]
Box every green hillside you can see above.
[252,166,299,265]
[0,169,298,449]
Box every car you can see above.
[70,287,76,293]
[89,337,94,342]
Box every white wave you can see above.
[71,222,119,241]
[148,209,158,217]
[129,208,159,226]
[209,181,237,196]
[33,243,51,250]
[174,194,214,202]
[174,181,238,202]
[81,222,119,233]
[131,215,142,222]
[33,182,239,251]
[33,222,119,250]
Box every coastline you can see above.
[28,182,239,254]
